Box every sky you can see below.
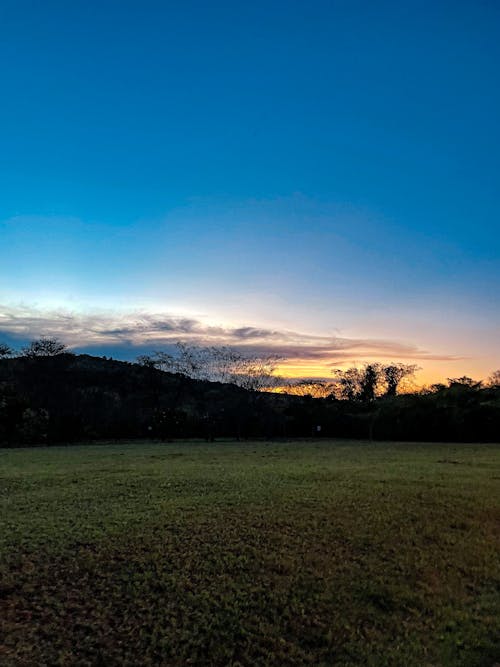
[1,0,499,384]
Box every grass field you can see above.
[1,440,499,666]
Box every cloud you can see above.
[0,303,461,369]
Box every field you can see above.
[1,440,499,666]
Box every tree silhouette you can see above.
[138,343,281,390]
[447,376,480,388]
[383,363,419,396]
[22,337,69,358]
[332,367,363,401]
[0,343,14,358]
[284,379,335,399]
[359,364,380,402]
[486,370,500,388]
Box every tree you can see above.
[138,345,197,438]
[284,379,335,399]
[332,367,363,401]
[333,363,419,401]
[486,370,500,388]
[422,383,447,394]
[138,343,282,441]
[0,343,14,358]
[447,376,480,388]
[332,364,382,401]
[21,337,69,358]
[138,343,281,390]
[229,353,282,392]
[382,363,419,397]
[359,363,381,402]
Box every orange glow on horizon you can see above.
[274,358,493,389]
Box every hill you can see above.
[0,353,289,444]
[1,353,500,445]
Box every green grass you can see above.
[1,440,499,666]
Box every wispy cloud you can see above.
[0,303,461,370]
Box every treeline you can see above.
[0,339,499,445]
[0,341,290,445]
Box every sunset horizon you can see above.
[0,299,495,388]
[1,0,499,387]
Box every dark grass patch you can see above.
[1,440,499,665]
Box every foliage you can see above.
[283,379,336,398]
[0,343,14,358]
[447,376,481,389]
[1,352,500,444]
[359,363,380,401]
[18,407,49,444]
[383,363,419,396]
[333,363,419,400]
[21,337,69,358]
[487,369,500,388]
[333,366,364,401]
[138,342,282,390]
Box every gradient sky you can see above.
[1,0,499,384]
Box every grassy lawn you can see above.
[1,440,499,666]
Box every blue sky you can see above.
[1,0,499,382]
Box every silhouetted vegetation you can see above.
[21,336,69,358]
[0,342,13,358]
[1,339,499,445]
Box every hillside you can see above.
[0,353,289,444]
[1,354,500,445]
